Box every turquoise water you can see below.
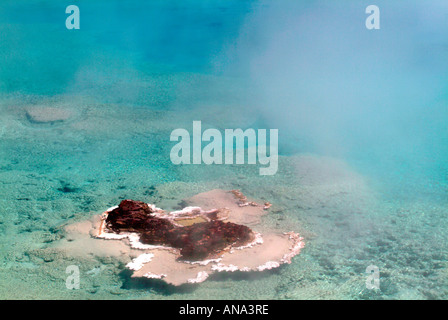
[0,0,447,299]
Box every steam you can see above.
[221,0,448,182]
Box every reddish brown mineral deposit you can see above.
[105,199,254,260]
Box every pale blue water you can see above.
[0,0,447,299]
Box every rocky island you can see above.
[63,189,304,286]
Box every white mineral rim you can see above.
[231,232,264,252]
[187,271,209,284]
[256,261,281,271]
[126,253,155,271]
[184,258,222,266]
[211,263,240,272]
[143,272,167,279]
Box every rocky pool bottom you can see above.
[0,93,447,299]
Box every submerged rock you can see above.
[25,106,73,124]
